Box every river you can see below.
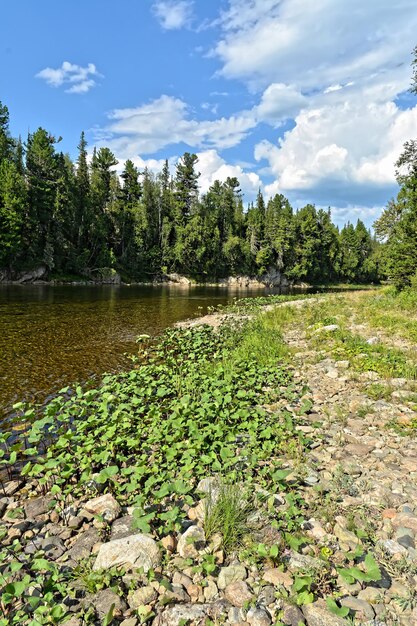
[0,284,271,421]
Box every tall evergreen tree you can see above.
[25,128,58,266]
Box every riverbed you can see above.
[0,284,271,420]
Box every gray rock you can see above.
[302,599,348,625]
[377,539,408,557]
[304,471,320,485]
[3,480,23,496]
[154,604,208,626]
[177,525,205,559]
[334,523,361,551]
[88,589,127,620]
[197,477,221,499]
[358,587,385,603]
[26,536,65,560]
[228,607,246,623]
[67,516,83,530]
[83,494,121,522]
[218,564,247,590]
[288,551,326,572]
[93,534,161,572]
[110,515,134,540]
[325,368,339,379]
[67,527,101,562]
[62,618,81,626]
[395,527,416,549]
[0,498,8,518]
[282,604,305,625]
[315,325,339,333]
[247,607,272,626]
[25,495,54,519]
[160,585,190,604]
[258,585,275,607]
[203,578,218,601]
[41,536,66,560]
[120,619,138,626]
[340,596,375,621]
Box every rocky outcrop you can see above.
[18,266,48,283]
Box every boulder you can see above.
[93,534,161,572]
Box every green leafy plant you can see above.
[337,553,381,585]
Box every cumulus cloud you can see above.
[196,149,262,198]
[215,0,417,92]
[256,83,306,126]
[211,0,417,213]
[255,90,417,205]
[152,0,194,30]
[97,95,256,155]
[36,61,100,94]
[97,84,308,157]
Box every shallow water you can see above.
[0,284,271,419]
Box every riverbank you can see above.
[1,289,416,626]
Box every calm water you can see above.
[0,284,269,419]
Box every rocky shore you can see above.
[1,293,416,626]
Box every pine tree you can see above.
[25,128,58,266]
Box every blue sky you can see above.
[1,0,417,227]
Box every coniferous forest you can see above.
[0,88,416,287]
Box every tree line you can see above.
[0,98,381,284]
[373,45,417,289]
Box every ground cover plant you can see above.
[0,295,314,624]
[2,289,416,625]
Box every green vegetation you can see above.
[0,99,380,284]
[203,482,253,552]
[2,289,417,623]
[373,47,417,289]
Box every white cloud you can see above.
[215,0,417,92]
[98,84,308,156]
[211,0,417,211]
[255,93,417,204]
[97,95,257,155]
[36,61,100,94]
[196,149,261,199]
[152,0,193,30]
[256,83,306,126]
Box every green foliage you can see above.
[337,553,381,585]
[12,319,305,538]
[326,597,350,617]
[374,51,417,288]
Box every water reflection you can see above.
[0,284,271,417]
